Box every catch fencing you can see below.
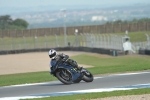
[1,32,150,54]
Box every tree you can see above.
[132,18,138,23]
[0,15,29,30]
[13,18,29,29]
[113,20,122,24]
[0,15,13,30]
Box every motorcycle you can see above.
[50,59,93,85]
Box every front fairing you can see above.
[50,60,69,73]
[50,60,57,72]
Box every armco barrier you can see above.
[145,50,150,55]
[139,49,150,55]
[139,49,145,55]
[0,47,124,56]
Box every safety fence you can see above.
[0,32,150,55]
[0,33,125,51]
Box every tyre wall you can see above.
[0,47,124,56]
[139,49,150,55]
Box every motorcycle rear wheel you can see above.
[56,69,72,85]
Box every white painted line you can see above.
[114,72,150,76]
[94,72,150,79]
[0,81,59,89]
[0,88,134,100]
[133,83,150,86]
[0,96,49,100]
[94,77,103,79]
[59,87,134,94]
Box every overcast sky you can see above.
[0,0,150,7]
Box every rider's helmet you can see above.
[48,49,57,59]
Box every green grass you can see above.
[0,54,150,86]
[23,88,150,100]
[71,54,150,74]
[115,31,150,42]
[0,71,57,86]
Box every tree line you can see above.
[0,15,29,30]
[106,18,150,24]
[1,15,150,30]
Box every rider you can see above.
[48,49,82,74]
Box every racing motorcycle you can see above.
[50,59,93,85]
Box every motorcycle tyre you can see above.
[82,69,93,82]
[56,71,72,85]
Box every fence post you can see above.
[34,35,38,49]
[23,36,26,49]
[80,33,83,47]
[11,37,14,50]
[44,35,48,48]
[0,37,4,51]
[74,29,79,47]
[145,34,150,47]
[54,34,59,47]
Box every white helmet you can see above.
[48,49,57,59]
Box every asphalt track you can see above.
[0,71,150,100]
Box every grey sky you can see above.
[0,0,149,7]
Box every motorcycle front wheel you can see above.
[56,69,72,85]
[82,68,93,82]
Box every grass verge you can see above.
[0,71,57,86]
[23,88,150,100]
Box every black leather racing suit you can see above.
[54,53,79,69]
